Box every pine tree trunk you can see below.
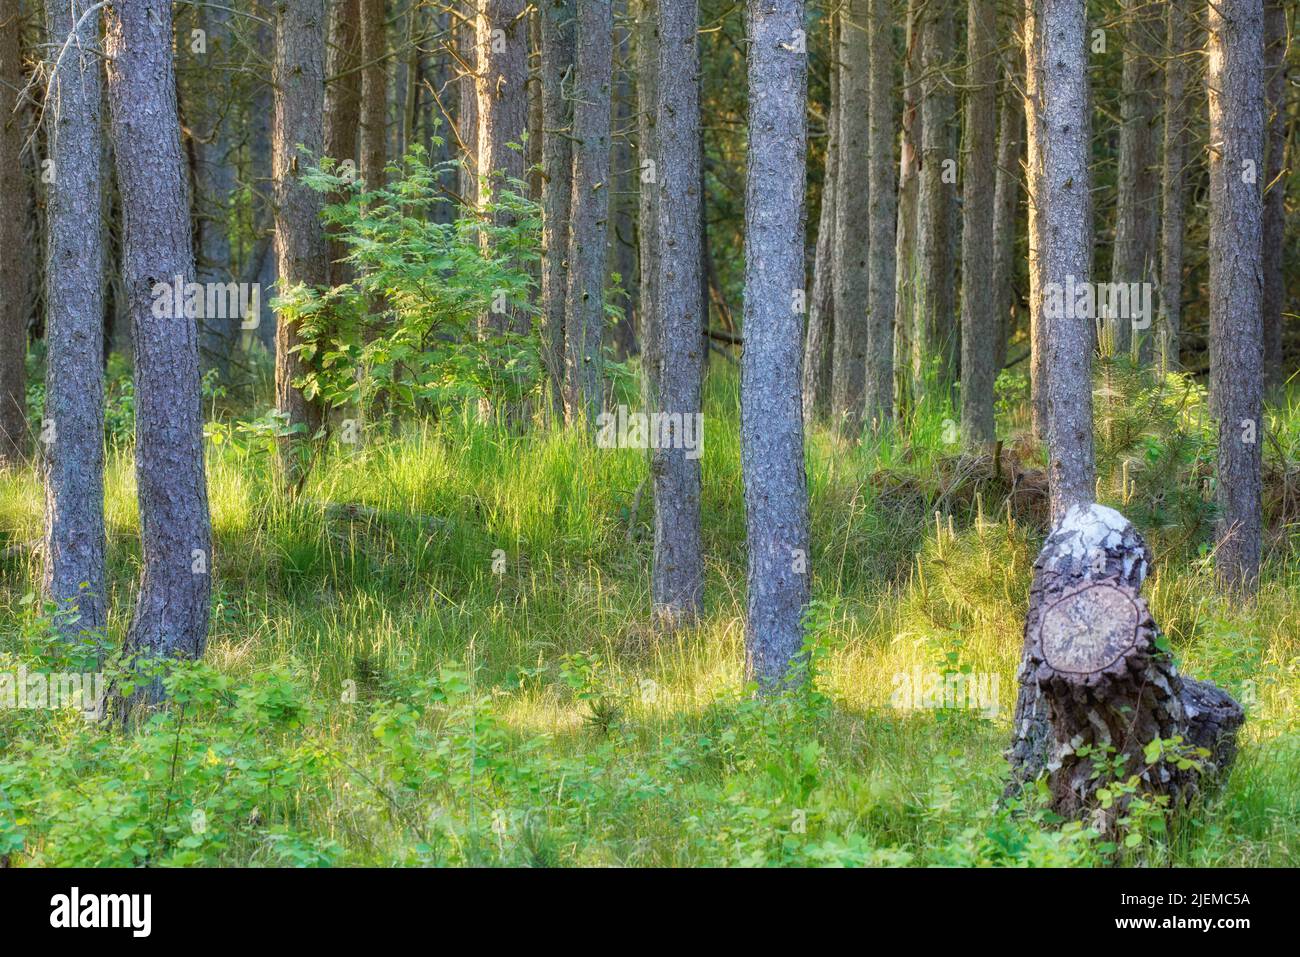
[801,8,837,425]
[360,0,389,188]
[650,0,704,624]
[831,0,869,434]
[325,0,363,288]
[272,0,328,474]
[959,0,997,447]
[742,0,810,689]
[1261,0,1287,389]
[0,0,28,465]
[1208,0,1265,593]
[609,9,640,360]
[636,0,661,405]
[865,0,896,432]
[540,0,576,417]
[1037,0,1094,521]
[1157,0,1189,368]
[1024,0,1047,442]
[42,0,106,634]
[106,0,213,691]
[992,48,1024,372]
[893,0,921,416]
[915,0,955,391]
[564,0,613,424]
[1110,0,1162,359]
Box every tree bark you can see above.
[105,0,213,688]
[1037,0,1094,522]
[564,0,613,424]
[360,0,389,189]
[540,0,576,416]
[609,7,640,360]
[802,7,837,426]
[893,0,921,416]
[1110,0,1162,359]
[830,0,869,434]
[959,0,997,447]
[992,48,1024,373]
[0,0,28,465]
[636,0,661,405]
[272,0,329,473]
[457,1,480,202]
[650,0,704,625]
[1024,0,1047,441]
[1007,505,1244,828]
[1261,0,1288,389]
[864,0,896,434]
[1157,0,1189,368]
[1208,0,1265,593]
[42,0,106,635]
[914,0,956,391]
[742,0,810,689]
[325,0,363,289]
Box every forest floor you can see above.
[1,359,1297,866]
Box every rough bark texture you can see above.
[609,9,640,360]
[273,0,328,472]
[830,0,869,434]
[1208,0,1264,593]
[1110,0,1162,358]
[360,0,389,189]
[325,0,363,288]
[1261,0,1287,389]
[106,0,213,681]
[0,0,27,465]
[992,53,1024,372]
[802,8,837,425]
[864,0,895,433]
[1157,0,1188,367]
[1024,0,1046,441]
[742,0,810,689]
[892,0,920,414]
[959,0,997,447]
[42,0,106,634]
[650,0,704,624]
[194,3,241,379]
[457,1,480,202]
[540,0,575,416]
[564,0,613,424]
[1037,0,1094,522]
[636,0,661,405]
[1007,505,1244,828]
[914,0,956,390]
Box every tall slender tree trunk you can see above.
[992,46,1024,372]
[1261,0,1288,389]
[105,0,212,684]
[564,0,613,424]
[609,7,640,359]
[1157,0,1189,368]
[361,0,389,188]
[1037,0,1095,521]
[636,0,661,405]
[326,0,363,288]
[865,0,896,432]
[893,0,921,416]
[802,8,837,425]
[42,0,106,634]
[540,0,575,417]
[1025,0,1047,441]
[272,0,328,473]
[1110,0,1162,359]
[960,0,997,447]
[915,0,956,391]
[651,0,704,624]
[0,0,28,465]
[457,2,480,202]
[742,0,810,689]
[830,0,869,434]
[1208,0,1264,592]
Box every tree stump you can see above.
[1006,504,1243,827]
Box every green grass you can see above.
[0,364,1297,866]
